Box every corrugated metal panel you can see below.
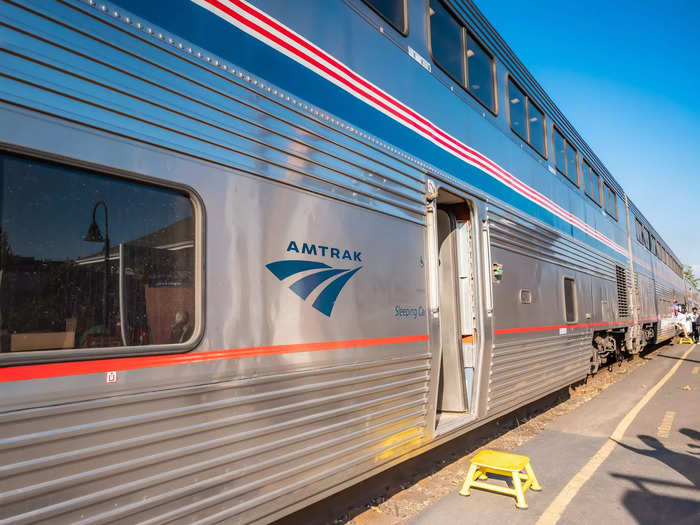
[0,355,430,524]
[488,333,590,414]
[0,0,426,223]
[488,208,620,282]
[485,205,604,415]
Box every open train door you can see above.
[427,186,479,424]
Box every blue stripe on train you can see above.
[113,0,625,261]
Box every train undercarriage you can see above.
[589,323,662,374]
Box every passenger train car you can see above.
[0,0,689,523]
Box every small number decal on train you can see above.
[106,371,117,383]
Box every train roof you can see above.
[459,0,682,266]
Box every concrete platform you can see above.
[408,344,700,525]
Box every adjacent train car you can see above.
[0,0,689,523]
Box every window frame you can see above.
[507,75,548,159]
[563,276,578,323]
[583,159,601,206]
[361,0,409,36]
[603,181,618,220]
[465,31,498,114]
[552,126,578,186]
[427,0,498,115]
[635,218,645,245]
[507,76,528,142]
[0,150,205,366]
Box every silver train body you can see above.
[0,1,689,523]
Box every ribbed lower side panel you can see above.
[0,355,431,524]
[487,334,590,415]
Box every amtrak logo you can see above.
[266,241,363,317]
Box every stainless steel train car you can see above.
[0,0,689,523]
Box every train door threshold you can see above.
[435,411,478,436]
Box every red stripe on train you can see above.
[199,0,626,255]
[495,320,635,334]
[0,334,429,382]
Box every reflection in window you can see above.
[583,161,600,205]
[429,0,464,84]
[565,143,578,185]
[553,127,577,185]
[508,79,546,157]
[466,34,495,110]
[0,153,196,353]
[635,218,644,245]
[362,0,407,34]
[527,103,546,156]
[508,79,527,140]
[603,182,617,219]
[553,128,566,175]
[564,277,576,322]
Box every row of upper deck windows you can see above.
[363,0,622,223]
[635,218,683,277]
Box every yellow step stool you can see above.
[679,336,694,344]
[459,450,541,509]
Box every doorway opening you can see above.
[432,189,479,433]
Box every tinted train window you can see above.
[564,277,576,322]
[508,79,546,157]
[0,154,196,353]
[565,143,578,185]
[429,0,464,84]
[635,218,644,245]
[466,34,495,110]
[553,128,566,175]
[583,161,601,205]
[527,102,546,157]
[362,0,407,34]
[603,183,617,219]
[429,1,496,112]
[508,79,527,140]
[553,128,577,185]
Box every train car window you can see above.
[635,218,644,245]
[362,0,407,34]
[466,34,495,111]
[583,160,601,205]
[642,227,650,250]
[0,153,197,354]
[563,277,577,322]
[565,143,578,185]
[429,0,465,85]
[527,102,546,157]
[553,128,566,176]
[650,234,656,254]
[508,79,527,140]
[508,79,546,157]
[603,182,617,219]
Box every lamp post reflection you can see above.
[84,201,110,343]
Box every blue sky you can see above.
[478,0,700,275]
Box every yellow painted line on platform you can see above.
[536,344,696,525]
[656,411,675,438]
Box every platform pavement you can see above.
[408,344,699,525]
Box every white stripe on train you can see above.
[192,0,628,256]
